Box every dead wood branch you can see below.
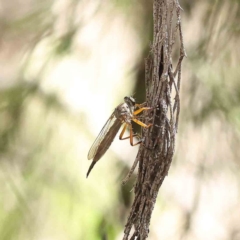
[122,1,186,239]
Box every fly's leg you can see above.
[129,124,142,146]
[133,107,152,116]
[132,118,152,128]
[119,123,142,146]
[135,102,146,109]
[119,123,138,140]
[132,110,153,145]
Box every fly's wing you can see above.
[88,113,117,160]
[87,113,122,177]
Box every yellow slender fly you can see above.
[87,96,152,177]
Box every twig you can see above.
[122,0,185,239]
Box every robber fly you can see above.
[87,96,152,177]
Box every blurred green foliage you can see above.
[1,0,240,240]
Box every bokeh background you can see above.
[1,0,240,239]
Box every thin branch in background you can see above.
[123,0,186,239]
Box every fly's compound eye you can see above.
[124,96,136,105]
[129,97,135,104]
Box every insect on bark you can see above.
[87,96,152,177]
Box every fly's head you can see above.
[114,99,134,123]
[124,96,135,114]
[124,96,135,106]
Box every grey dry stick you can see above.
[122,1,186,239]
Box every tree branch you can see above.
[122,0,186,239]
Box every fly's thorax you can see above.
[114,102,133,123]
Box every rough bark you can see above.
[122,1,186,239]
